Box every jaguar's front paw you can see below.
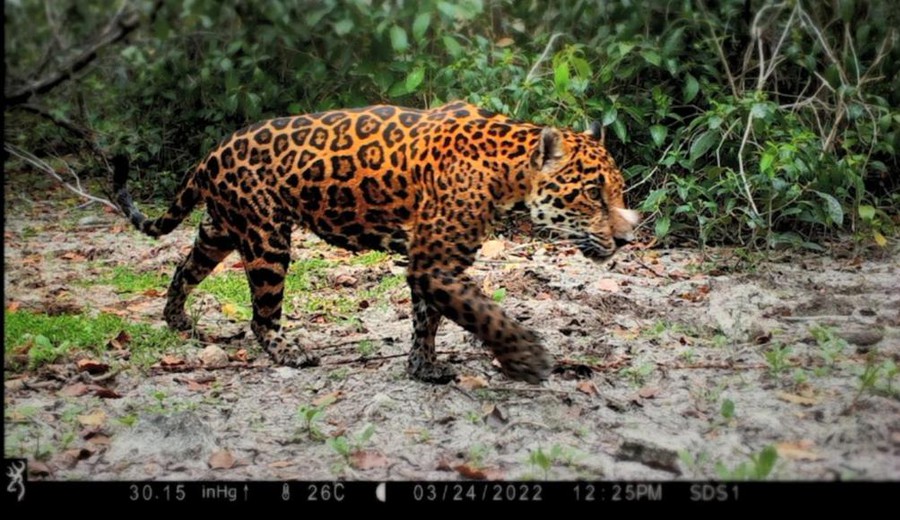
[407,358,457,384]
[266,336,320,368]
[497,343,552,384]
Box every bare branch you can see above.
[4,143,118,211]
[737,112,761,218]
[514,32,564,116]
[4,3,152,106]
[14,103,91,140]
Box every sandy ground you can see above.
[4,184,899,481]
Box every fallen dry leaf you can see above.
[576,380,599,396]
[775,440,822,461]
[496,37,514,47]
[76,359,109,375]
[60,251,87,261]
[77,410,107,427]
[312,390,344,407]
[29,461,52,477]
[85,433,111,446]
[679,284,711,302]
[458,374,489,391]
[776,391,819,407]
[208,449,235,470]
[596,278,619,293]
[638,386,660,399]
[99,307,129,317]
[333,273,358,287]
[186,380,210,392]
[230,349,249,362]
[161,354,185,366]
[220,303,243,320]
[480,240,506,259]
[455,463,504,480]
[94,387,122,399]
[142,288,164,297]
[107,329,132,350]
[349,450,389,470]
[60,383,91,397]
[6,301,21,312]
[482,403,508,426]
[5,377,27,392]
[268,460,295,469]
[65,447,94,461]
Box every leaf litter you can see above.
[3,193,899,480]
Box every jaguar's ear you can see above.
[531,127,565,172]
[583,120,604,143]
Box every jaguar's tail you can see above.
[112,155,201,238]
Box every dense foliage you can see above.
[5,0,898,249]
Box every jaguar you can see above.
[113,101,639,384]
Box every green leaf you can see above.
[641,188,668,211]
[554,62,570,91]
[305,6,334,27]
[760,152,775,174]
[683,74,699,103]
[334,19,354,36]
[437,1,457,18]
[721,399,735,419]
[616,41,636,56]
[405,67,425,92]
[443,35,463,58]
[858,204,875,221]
[650,125,667,147]
[640,49,661,67]
[750,102,773,120]
[839,0,855,22]
[611,119,628,142]
[388,81,409,98]
[413,13,431,41]
[689,130,718,162]
[814,191,844,226]
[572,57,592,78]
[602,107,617,127]
[755,446,778,479]
[390,25,409,53]
[358,424,375,443]
[655,216,671,238]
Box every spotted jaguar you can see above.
[113,101,639,384]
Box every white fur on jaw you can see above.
[616,208,641,226]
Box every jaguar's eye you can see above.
[586,186,603,200]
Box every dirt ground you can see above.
[4,181,899,481]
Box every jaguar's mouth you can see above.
[574,236,615,260]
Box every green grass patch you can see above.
[193,258,335,317]
[349,251,390,266]
[90,266,170,294]
[4,310,184,370]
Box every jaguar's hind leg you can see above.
[164,215,235,331]
[240,224,319,368]
[406,291,456,384]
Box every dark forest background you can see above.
[5,0,898,250]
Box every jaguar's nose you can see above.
[614,232,635,248]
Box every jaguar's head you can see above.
[527,124,640,260]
